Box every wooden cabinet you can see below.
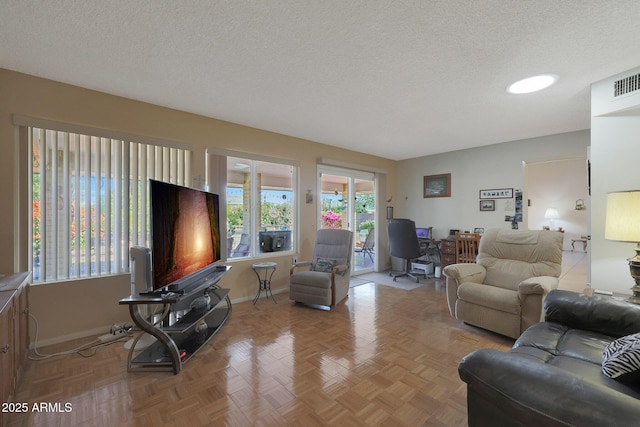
[440,238,457,269]
[13,283,29,381]
[0,295,14,413]
[0,272,30,425]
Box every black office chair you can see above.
[388,219,428,282]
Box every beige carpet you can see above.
[351,270,442,291]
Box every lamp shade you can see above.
[605,191,640,242]
[544,208,560,219]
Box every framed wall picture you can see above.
[479,188,513,199]
[423,173,451,198]
[480,200,495,211]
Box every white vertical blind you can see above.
[29,126,192,283]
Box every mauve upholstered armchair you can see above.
[289,229,353,309]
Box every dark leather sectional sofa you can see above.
[458,289,640,426]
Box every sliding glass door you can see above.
[318,166,376,275]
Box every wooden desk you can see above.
[440,238,456,269]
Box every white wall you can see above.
[591,65,640,295]
[396,131,590,240]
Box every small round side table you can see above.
[251,262,277,304]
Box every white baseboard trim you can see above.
[30,324,114,350]
[31,287,290,349]
[230,287,288,304]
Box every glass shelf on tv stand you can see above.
[119,266,232,374]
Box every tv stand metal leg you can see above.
[128,303,182,374]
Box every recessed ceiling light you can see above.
[507,74,558,94]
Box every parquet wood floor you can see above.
[7,278,514,426]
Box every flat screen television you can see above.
[150,180,221,292]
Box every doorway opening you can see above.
[318,166,376,275]
[524,156,589,290]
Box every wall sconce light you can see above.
[575,199,586,210]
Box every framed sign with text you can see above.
[479,188,513,199]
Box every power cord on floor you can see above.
[28,313,132,360]
[75,339,130,358]
[27,302,169,360]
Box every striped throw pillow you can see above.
[602,333,640,383]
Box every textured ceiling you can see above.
[2,1,639,160]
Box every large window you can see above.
[226,156,296,258]
[28,126,191,283]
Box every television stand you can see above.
[119,266,232,374]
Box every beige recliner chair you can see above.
[289,229,353,309]
[443,228,563,338]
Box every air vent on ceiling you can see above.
[614,73,640,97]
